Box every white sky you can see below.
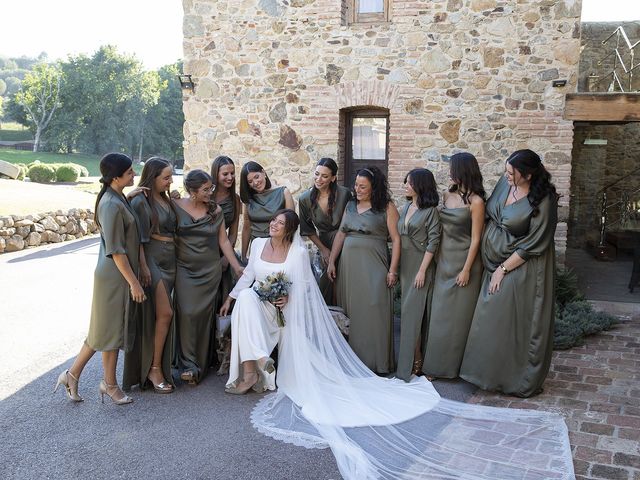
[0,0,638,70]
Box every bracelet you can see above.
[388,271,398,276]
[500,263,509,274]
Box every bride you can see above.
[220,209,574,479]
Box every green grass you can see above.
[0,122,33,142]
[0,149,103,176]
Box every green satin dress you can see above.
[298,185,351,305]
[174,203,224,383]
[423,205,483,379]
[86,188,140,353]
[217,194,240,303]
[123,196,177,390]
[460,176,558,397]
[396,203,440,382]
[247,186,286,240]
[337,201,394,374]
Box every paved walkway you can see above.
[469,317,640,480]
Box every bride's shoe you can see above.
[225,371,259,395]
[258,357,275,375]
[99,380,133,405]
[53,369,83,402]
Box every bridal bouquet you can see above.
[253,271,292,327]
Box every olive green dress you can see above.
[423,205,483,379]
[298,185,351,304]
[247,186,286,240]
[123,196,177,390]
[396,203,441,382]
[336,201,394,374]
[460,176,558,397]
[217,194,240,302]
[174,203,224,383]
[86,188,140,352]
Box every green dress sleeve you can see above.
[100,202,128,257]
[424,208,441,254]
[298,191,316,237]
[131,196,151,243]
[515,195,558,261]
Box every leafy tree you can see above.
[14,63,61,152]
[0,78,6,96]
[3,76,21,95]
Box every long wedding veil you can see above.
[251,231,574,479]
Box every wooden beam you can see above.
[564,93,640,121]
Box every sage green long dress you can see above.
[123,196,177,390]
[174,203,224,383]
[423,205,483,379]
[396,203,441,382]
[460,176,558,397]
[337,201,394,374]
[247,186,286,240]
[217,194,240,303]
[298,185,351,304]
[86,188,140,352]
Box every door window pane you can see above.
[358,0,384,13]
[352,117,387,160]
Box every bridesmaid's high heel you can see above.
[99,380,133,405]
[147,365,173,394]
[53,369,83,402]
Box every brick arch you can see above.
[334,80,400,110]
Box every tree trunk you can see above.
[137,121,145,163]
[33,128,41,152]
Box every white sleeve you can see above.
[229,239,261,298]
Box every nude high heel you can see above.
[224,371,259,395]
[53,369,83,402]
[147,365,173,394]
[99,380,133,405]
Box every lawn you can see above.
[0,122,33,142]
[0,149,103,176]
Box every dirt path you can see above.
[0,178,98,215]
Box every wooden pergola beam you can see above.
[564,93,640,121]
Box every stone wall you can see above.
[181,0,583,257]
[0,209,98,254]
[578,21,640,93]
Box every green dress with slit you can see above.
[173,203,224,383]
[123,195,177,390]
[247,186,286,241]
[86,188,140,353]
[459,176,558,397]
[423,204,483,379]
[396,203,440,382]
[298,185,351,305]
[336,201,394,374]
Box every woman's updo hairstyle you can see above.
[183,169,217,215]
[506,149,559,217]
[95,152,133,229]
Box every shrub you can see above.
[27,163,56,183]
[556,267,584,306]
[554,300,618,350]
[55,164,79,182]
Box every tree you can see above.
[14,63,61,152]
[0,78,6,96]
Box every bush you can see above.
[15,163,28,180]
[27,163,56,183]
[556,267,584,306]
[55,164,79,182]
[554,300,618,350]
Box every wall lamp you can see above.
[177,74,195,93]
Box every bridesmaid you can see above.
[396,169,441,382]
[460,149,559,397]
[123,157,176,393]
[239,161,294,260]
[54,153,143,405]
[298,158,351,304]
[327,166,400,374]
[173,169,244,384]
[423,153,485,380]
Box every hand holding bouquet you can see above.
[253,271,292,327]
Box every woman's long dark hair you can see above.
[183,169,217,215]
[405,168,439,209]
[310,158,338,217]
[95,152,132,229]
[239,161,272,204]
[272,209,300,244]
[507,149,559,217]
[449,152,486,204]
[211,155,236,219]
[355,166,391,213]
[137,157,173,234]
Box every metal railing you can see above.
[591,26,640,92]
[597,167,640,248]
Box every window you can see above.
[343,109,389,187]
[346,0,390,24]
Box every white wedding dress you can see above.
[227,235,574,479]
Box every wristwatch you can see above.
[500,263,509,274]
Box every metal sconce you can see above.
[177,74,195,93]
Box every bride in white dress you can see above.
[220,209,575,480]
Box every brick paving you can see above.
[468,316,640,480]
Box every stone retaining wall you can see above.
[0,209,98,254]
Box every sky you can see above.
[0,0,638,70]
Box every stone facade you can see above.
[181,0,583,257]
[0,209,98,254]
